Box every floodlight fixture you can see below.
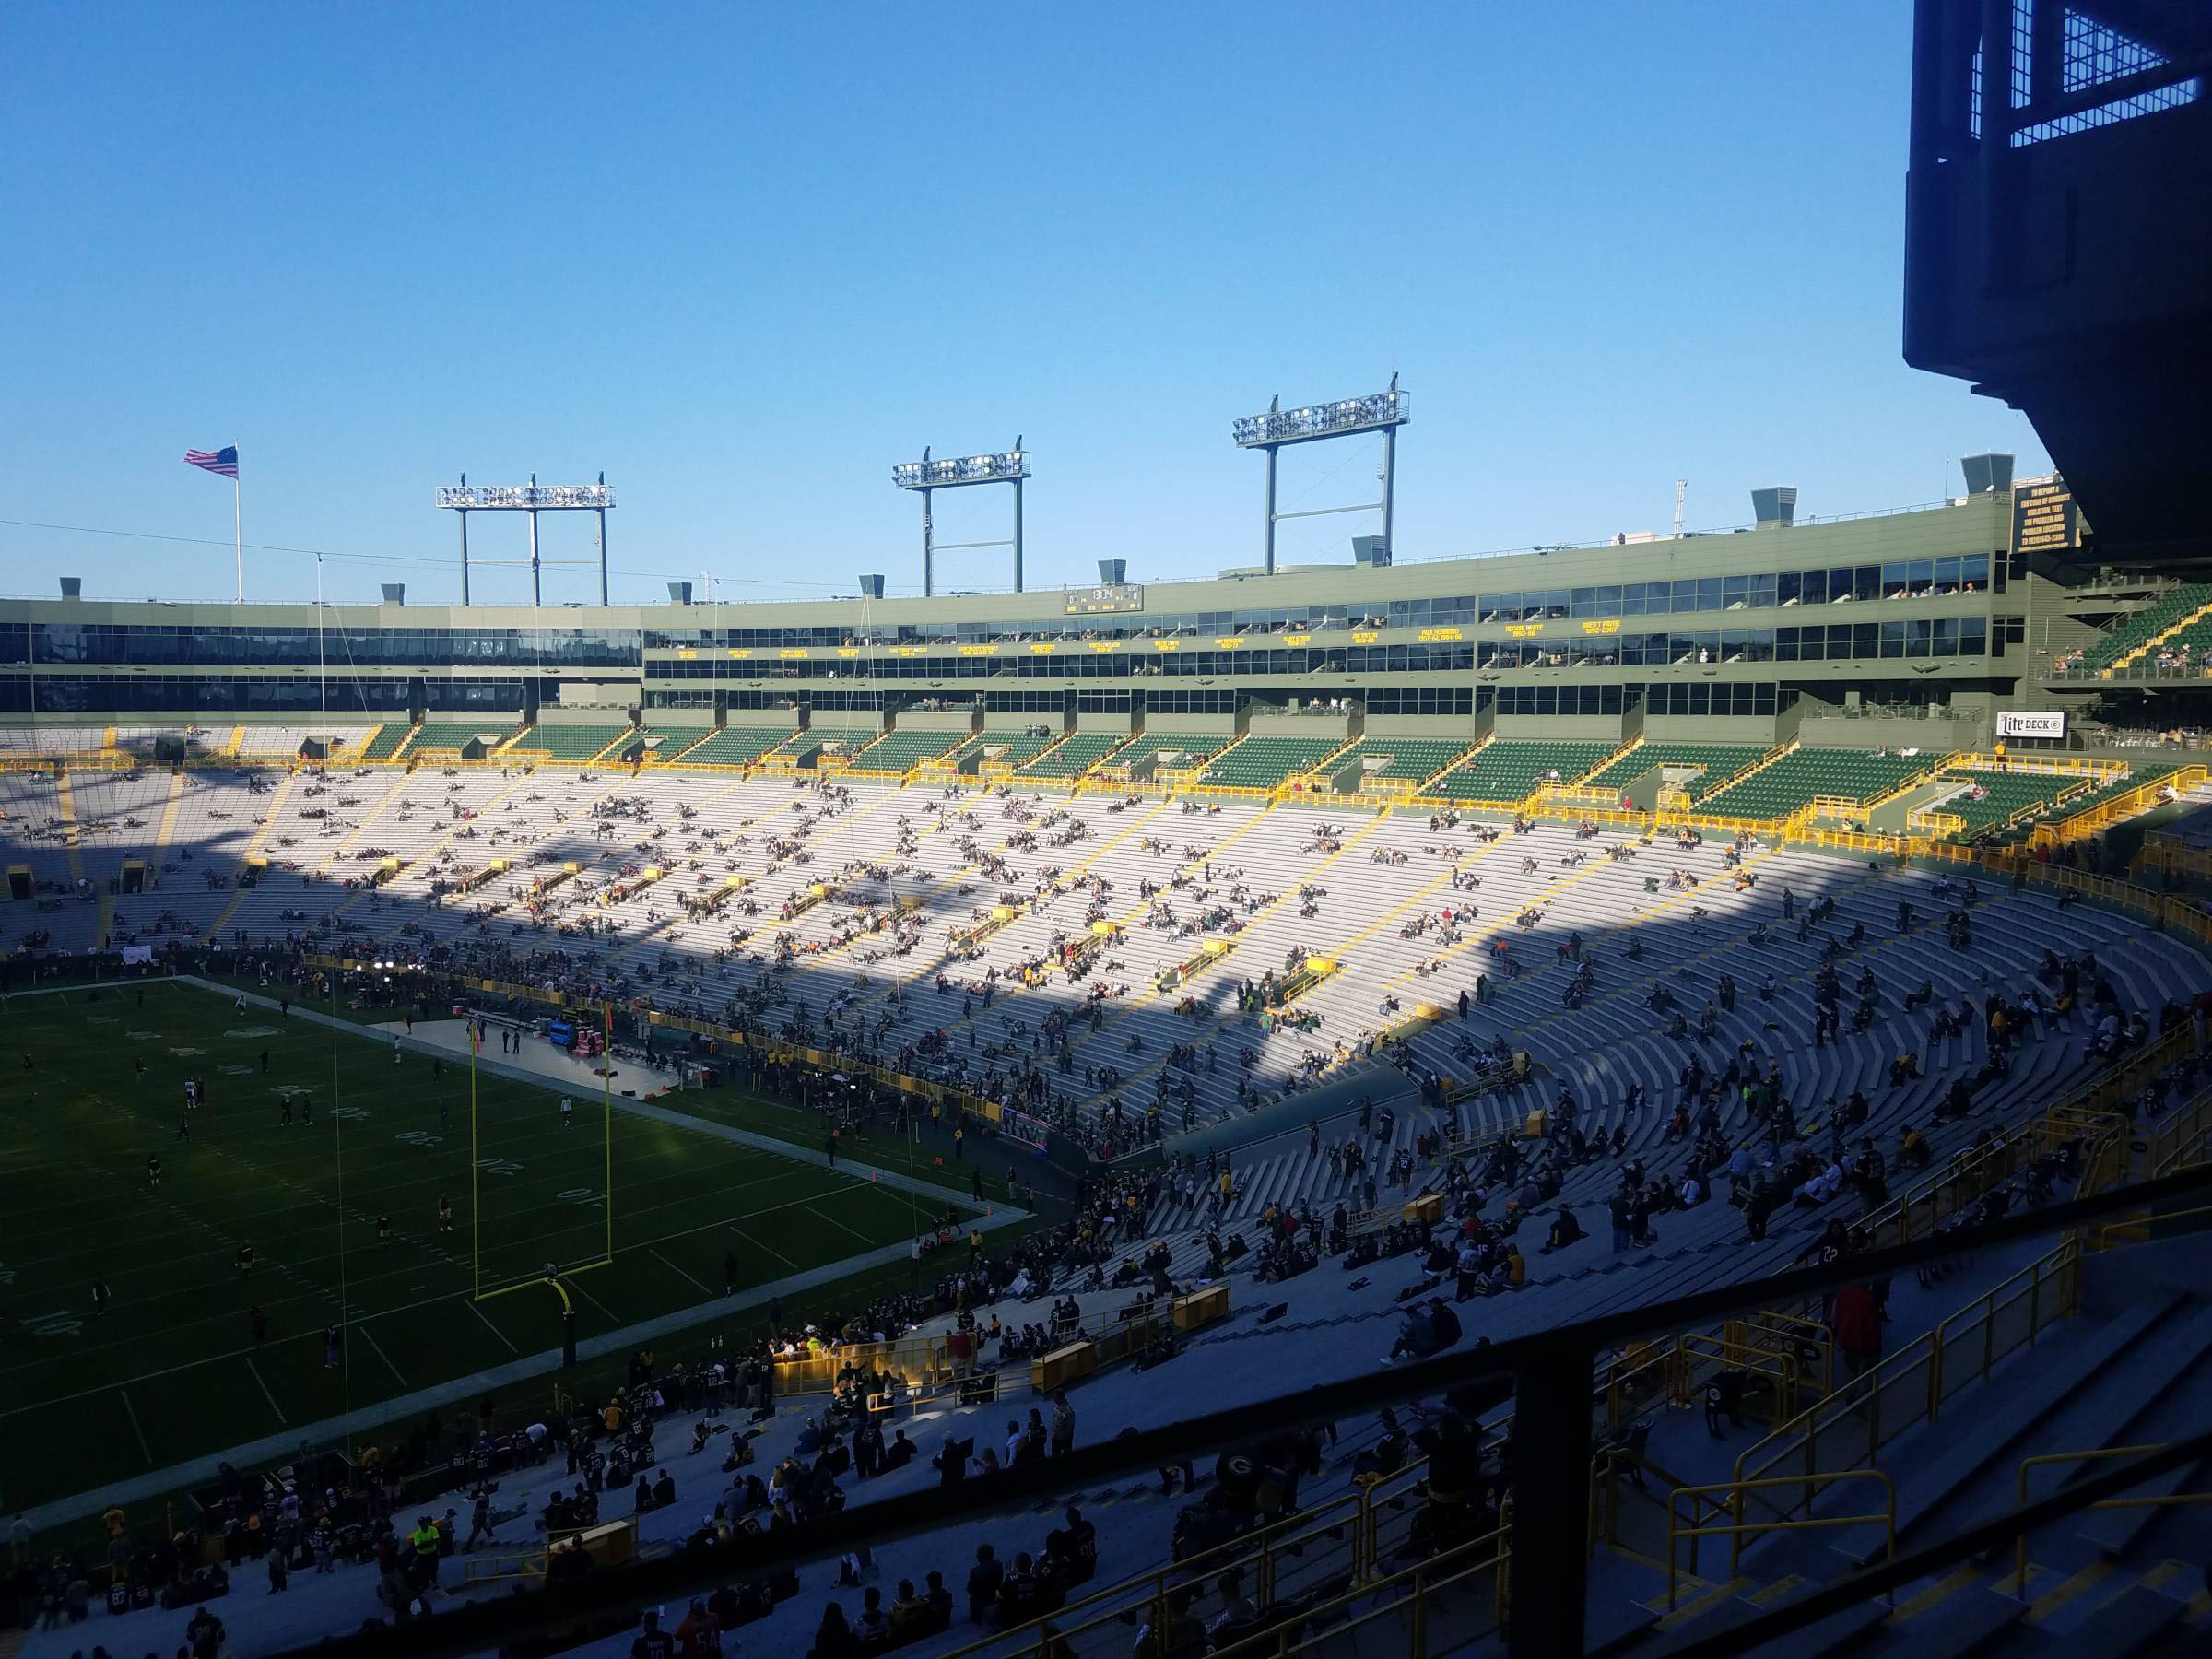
[437,471,616,606]
[1231,380,1409,574]
[889,441,1030,595]
[1231,387,1410,449]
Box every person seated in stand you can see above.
[1540,1206,1586,1253]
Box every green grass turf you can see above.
[0,979,971,1511]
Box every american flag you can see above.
[183,446,239,478]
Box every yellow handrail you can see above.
[1727,1239,2082,1520]
[1667,1469,1895,1606]
[2015,1443,2212,1588]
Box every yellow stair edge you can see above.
[2110,595,2212,672]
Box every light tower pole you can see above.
[1232,379,1410,574]
[892,441,1030,597]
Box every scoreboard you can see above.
[2013,477,2085,556]
[1064,582,1145,616]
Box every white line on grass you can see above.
[359,1325,409,1389]
[121,1390,154,1465]
[569,1277,618,1324]
[245,1359,288,1425]
[816,1207,877,1246]
[731,1227,795,1270]
[466,1299,520,1354]
[649,1248,711,1294]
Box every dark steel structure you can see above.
[1905,0,2210,570]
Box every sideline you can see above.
[177,974,1011,1211]
[19,977,1030,1533]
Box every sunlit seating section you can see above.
[1017,732,1127,778]
[1199,736,1344,790]
[668,726,795,766]
[1425,741,1614,803]
[1698,748,1924,818]
[1582,743,1765,800]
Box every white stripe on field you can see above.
[245,1359,288,1425]
[121,1389,154,1465]
[466,1299,520,1354]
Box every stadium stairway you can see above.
[1565,1288,2212,1655]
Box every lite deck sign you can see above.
[1996,710,2067,740]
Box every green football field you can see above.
[0,979,965,1511]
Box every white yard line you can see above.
[245,1359,288,1425]
[359,1324,410,1389]
[732,1227,796,1270]
[650,1247,711,1294]
[465,1299,520,1354]
[121,1390,154,1465]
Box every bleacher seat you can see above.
[1018,732,1128,778]
[851,730,962,772]
[1425,741,1613,802]
[668,726,794,766]
[1582,743,1765,801]
[2077,582,2212,669]
[511,725,633,761]
[1698,748,1923,818]
[1199,736,1343,790]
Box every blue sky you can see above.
[0,3,2047,606]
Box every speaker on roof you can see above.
[1352,535,1391,567]
[1960,453,2015,496]
[58,577,81,599]
[1751,487,1798,527]
[381,583,406,606]
[667,582,693,605]
[858,574,886,598]
[1098,559,1127,583]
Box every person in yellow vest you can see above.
[601,1397,623,1436]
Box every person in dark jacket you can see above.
[806,1600,857,1659]
[965,1543,1004,1624]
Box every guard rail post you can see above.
[1504,1335,1591,1657]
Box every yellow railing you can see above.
[2014,1444,2212,1588]
[1667,1469,1895,1606]
[2148,1087,2212,1179]
[1721,1240,2082,1527]
[1856,1101,2129,1253]
[1208,1512,1512,1659]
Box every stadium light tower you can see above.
[1231,378,1409,574]
[436,473,616,606]
[891,441,1030,597]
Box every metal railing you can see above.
[1667,1469,1896,1607]
[1718,1240,2083,1532]
[2013,1444,2212,1589]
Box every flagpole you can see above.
[233,472,243,603]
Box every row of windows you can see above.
[643,617,1993,683]
[1370,688,1474,716]
[1645,683,1785,717]
[1484,617,1991,669]
[20,625,643,669]
[1145,691,1239,715]
[1476,557,1994,624]
[1490,683,1786,718]
[7,676,529,715]
[0,570,2002,675]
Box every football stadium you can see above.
[9,6,2212,1659]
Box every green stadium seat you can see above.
[1197,735,1344,790]
[1426,741,1614,803]
[1018,732,1129,778]
[1697,748,1924,819]
[1581,744,1765,801]
[669,726,794,766]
